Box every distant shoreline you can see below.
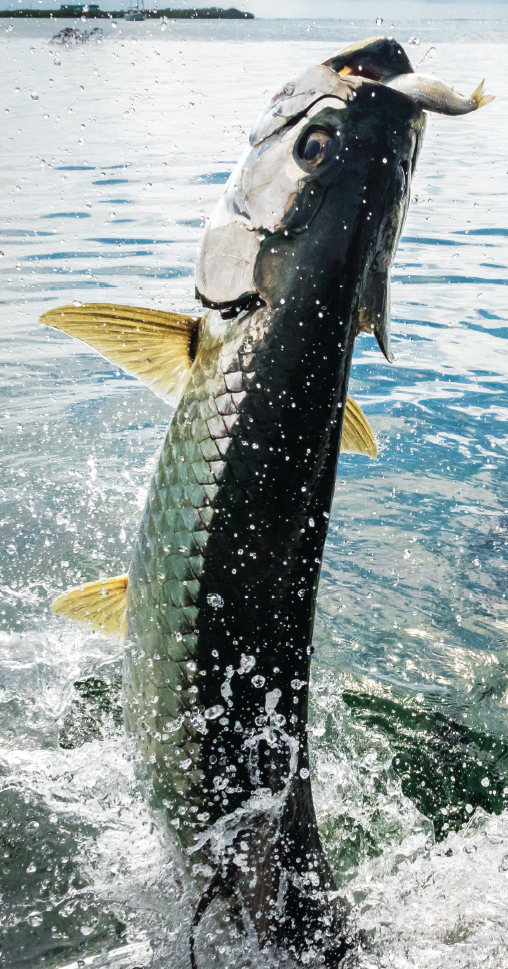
[0,6,254,18]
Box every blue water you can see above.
[1,16,508,969]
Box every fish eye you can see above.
[297,127,335,173]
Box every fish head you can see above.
[195,38,426,359]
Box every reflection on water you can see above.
[1,16,508,969]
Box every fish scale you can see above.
[125,313,247,811]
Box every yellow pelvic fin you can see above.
[342,396,377,457]
[40,303,200,406]
[471,79,495,109]
[51,574,128,641]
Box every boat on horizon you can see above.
[124,1,146,20]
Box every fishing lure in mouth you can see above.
[40,36,492,968]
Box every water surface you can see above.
[1,16,508,969]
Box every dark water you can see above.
[1,16,508,969]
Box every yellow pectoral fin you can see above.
[341,396,377,457]
[51,574,128,641]
[40,303,200,406]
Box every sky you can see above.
[244,0,508,17]
[1,0,507,17]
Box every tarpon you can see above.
[41,37,492,967]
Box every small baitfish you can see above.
[41,37,492,968]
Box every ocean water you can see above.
[1,15,508,969]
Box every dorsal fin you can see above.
[51,574,128,642]
[342,396,377,457]
[40,303,200,406]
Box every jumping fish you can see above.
[41,37,492,967]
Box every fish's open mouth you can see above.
[338,64,390,82]
[322,36,414,84]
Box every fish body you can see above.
[386,74,494,114]
[41,37,493,966]
[124,68,424,961]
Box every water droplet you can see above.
[239,654,256,674]
[221,678,232,700]
[408,36,420,47]
[251,675,265,689]
[481,776,490,788]
[308,518,315,528]
[207,593,224,609]
[265,688,281,715]
[204,704,225,720]
[291,678,305,691]
[299,767,309,779]
[376,16,383,24]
